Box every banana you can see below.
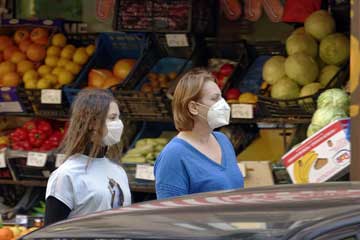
[301,151,318,183]
[293,151,318,184]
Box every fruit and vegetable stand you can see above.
[0,0,357,236]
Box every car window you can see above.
[313,224,360,240]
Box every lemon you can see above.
[52,67,64,76]
[58,70,74,85]
[86,44,96,56]
[73,47,89,65]
[38,65,53,76]
[45,56,59,67]
[23,70,38,83]
[47,46,61,57]
[37,78,52,89]
[65,62,82,75]
[60,45,76,59]
[44,73,58,85]
[25,78,37,89]
[51,33,67,47]
[57,58,70,67]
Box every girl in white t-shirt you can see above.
[45,89,131,225]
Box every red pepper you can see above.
[36,120,53,138]
[10,128,28,142]
[28,129,47,148]
[23,120,37,132]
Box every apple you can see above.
[219,63,234,77]
[225,88,241,100]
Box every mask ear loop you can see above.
[193,102,209,122]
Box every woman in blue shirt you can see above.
[155,68,244,199]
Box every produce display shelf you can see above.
[0,179,47,187]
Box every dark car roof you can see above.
[24,182,360,240]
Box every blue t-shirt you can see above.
[154,132,244,199]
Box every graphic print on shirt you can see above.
[107,177,124,208]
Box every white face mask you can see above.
[196,98,231,129]
[103,119,124,146]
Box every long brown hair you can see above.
[60,89,116,159]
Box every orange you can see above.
[10,51,26,64]
[0,227,14,240]
[2,72,21,87]
[3,46,19,61]
[0,36,13,51]
[14,29,30,44]
[17,60,34,75]
[113,59,136,81]
[0,61,16,76]
[30,28,49,45]
[19,39,32,53]
[26,44,46,62]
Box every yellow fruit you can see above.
[52,67,64,76]
[60,45,76,59]
[45,56,59,67]
[44,73,58,85]
[65,62,82,75]
[57,58,70,67]
[58,70,74,85]
[0,61,16,76]
[86,44,96,56]
[73,47,89,65]
[37,78,52,89]
[38,65,53,76]
[17,60,34,75]
[51,33,67,47]
[23,70,38,83]
[10,51,26,64]
[25,78,37,89]
[47,45,61,56]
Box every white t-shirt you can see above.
[46,154,131,218]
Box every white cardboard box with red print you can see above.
[283,118,350,184]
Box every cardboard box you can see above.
[239,161,275,188]
[283,118,350,184]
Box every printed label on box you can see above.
[282,118,350,184]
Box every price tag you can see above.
[0,149,6,169]
[15,215,28,226]
[41,89,62,104]
[27,152,47,167]
[135,164,155,181]
[166,34,189,47]
[55,154,67,168]
[0,101,23,112]
[231,104,254,119]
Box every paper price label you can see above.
[166,34,189,47]
[27,152,47,167]
[55,154,67,168]
[41,89,62,104]
[0,101,23,113]
[135,164,155,181]
[0,149,6,168]
[231,104,254,119]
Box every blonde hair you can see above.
[172,68,216,131]
[60,89,117,160]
